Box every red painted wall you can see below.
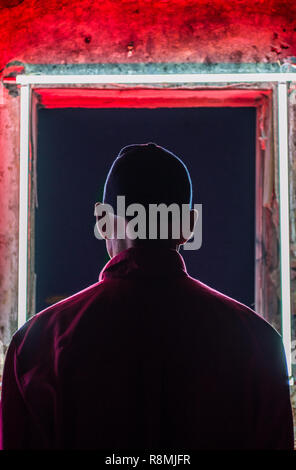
[0,0,296,71]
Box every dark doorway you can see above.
[35,107,256,313]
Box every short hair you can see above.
[103,142,193,211]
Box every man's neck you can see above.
[108,238,179,258]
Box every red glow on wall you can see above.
[34,87,271,109]
[1,0,296,73]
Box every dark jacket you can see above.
[0,247,294,449]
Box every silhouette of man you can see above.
[0,142,294,449]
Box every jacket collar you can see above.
[99,246,188,281]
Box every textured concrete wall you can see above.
[1,0,296,68]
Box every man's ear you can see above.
[190,208,198,234]
[178,208,198,245]
[94,202,115,240]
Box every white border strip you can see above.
[15,72,296,85]
[18,84,30,329]
[278,82,293,384]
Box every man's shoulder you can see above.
[13,280,106,348]
[185,275,281,343]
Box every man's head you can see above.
[95,142,197,258]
